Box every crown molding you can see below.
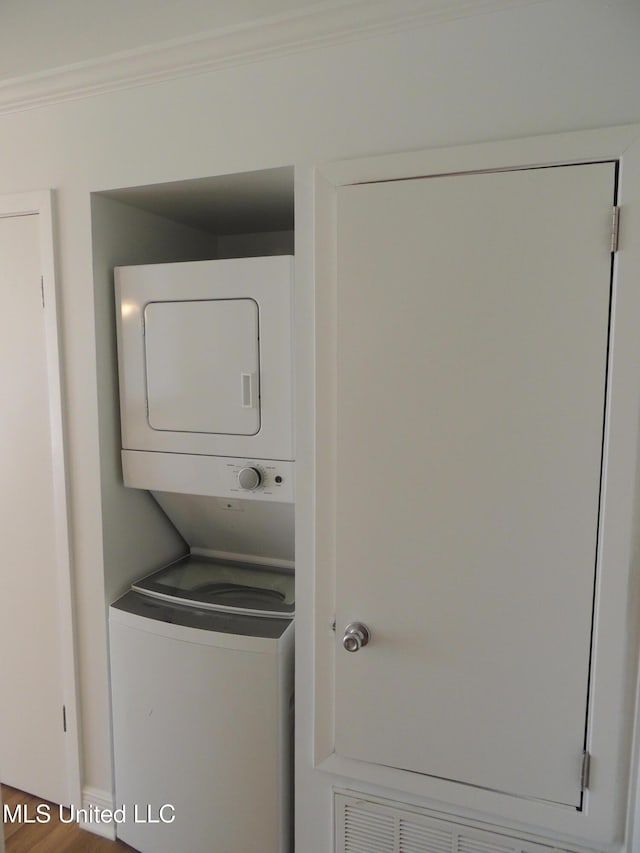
[0,0,545,116]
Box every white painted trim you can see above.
[622,133,640,853]
[0,0,545,115]
[322,123,640,186]
[628,681,640,853]
[79,786,116,840]
[311,123,640,850]
[0,191,82,809]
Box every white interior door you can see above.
[0,203,78,806]
[333,162,615,807]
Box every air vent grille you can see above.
[457,835,517,853]
[344,802,395,852]
[336,792,575,853]
[400,821,452,853]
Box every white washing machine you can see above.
[109,558,294,853]
[110,256,296,852]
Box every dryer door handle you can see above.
[241,373,256,408]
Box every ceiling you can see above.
[99,166,294,235]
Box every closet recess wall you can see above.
[91,165,295,601]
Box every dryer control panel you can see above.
[122,450,295,503]
[228,460,293,499]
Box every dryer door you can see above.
[144,298,260,436]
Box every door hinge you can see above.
[581,750,591,790]
[331,615,336,632]
[62,704,67,733]
[611,206,620,253]
[40,275,45,308]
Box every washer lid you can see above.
[132,554,294,618]
[111,591,292,638]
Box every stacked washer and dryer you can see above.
[108,256,295,853]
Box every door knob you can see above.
[342,622,370,653]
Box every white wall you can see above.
[0,0,638,845]
[0,0,320,80]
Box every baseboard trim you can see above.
[78,786,116,840]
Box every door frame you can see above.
[306,123,640,847]
[0,191,81,807]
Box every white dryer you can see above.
[115,254,295,498]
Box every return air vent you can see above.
[400,821,451,853]
[343,805,395,852]
[457,838,515,853]
[336,792,576,853]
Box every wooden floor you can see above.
[2,785,138,853]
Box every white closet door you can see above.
[0,212,69,804]
[333,162,615,806]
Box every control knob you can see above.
[238,466,262,491]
